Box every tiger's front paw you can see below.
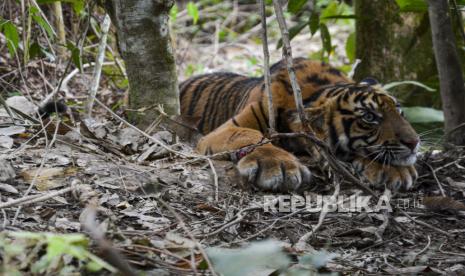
[236,145,311,192]
[354,159,418,191]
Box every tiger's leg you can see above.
[352,158,418,191]
[197,103,311,192]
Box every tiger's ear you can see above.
[305,106,326,132]
[285,106,326,133]
[359,77,379,86]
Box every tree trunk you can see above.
[354,0,438,107]
[110,0,179,127]
[427,0,465,146]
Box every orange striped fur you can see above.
[179,58,420,192]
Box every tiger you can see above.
[179,57,420,192]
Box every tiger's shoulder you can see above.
[178,58,351,134]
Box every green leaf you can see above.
[320,1,339,20]
[1,21,20,56]
[30,6,55,39]
[402,107,444,123]
[345,32,355,63]
[29,42,42,59]
[382,80,436,92]
[319,23,332,56]
[187,2,199,24]
[277,21,308,49]
[309,11,320,36]
[66,42,82,71]
[170,4,178,23]
[71,0,85,15]
[207,240,291,276]
[395,0,428,12]
[299,251,337,268]
[288,0,308,14]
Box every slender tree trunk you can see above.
[109,0,179,127]
[427,0,465,146]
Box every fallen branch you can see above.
[81,204,137,276]
[295,181,340,250]
[0,184,84,209]
[158,199,218,276]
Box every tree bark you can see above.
[110,0,179,127]
[354,0,438,106]
[427,0,465,146]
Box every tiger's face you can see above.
[287,83,420,167]
[323,84,420,166]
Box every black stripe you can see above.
[197,76,229,132]
[276,75,293,95]
[232,116,239,126]
[303,89,325,106]
[339,108,353,115]
[328,67,342,76]
[353,91,368,105]
[208,77,244,131]
[187,78,212,115]
[258,101,269,128]
[306,73,330,86]
[251,105,264,133]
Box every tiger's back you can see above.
[180,72,261,134]
[179,58,349,134]
[179,58,420,193]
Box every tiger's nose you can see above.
[401,138,420,151]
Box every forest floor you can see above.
[1,19,465,276]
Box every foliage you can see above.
[0,19,20,56]
[0,231,115,275]
[207,240,336,276]
[187,2,200,25]
[396,0,465,12]
[382,80,436,92]
[279,0,354,60]
[403,107,444,123]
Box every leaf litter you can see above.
[1,23,464,276]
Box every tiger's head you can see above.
[287,80,420,167]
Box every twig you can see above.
[375,189,392,241]
[93,98,194,158]
[81,204,136,275]
[295,181,340,250]
[410,235,431,263]
[0,93,17,123]
[0,184,84,209]
[259,0,275,132]
[399,209,452,237]
[158,199,218,276]
[41,61,115,103]
[86,14,111,118]
[272,0,309,128]
[425,163,446,197]
[197,206,262,238]
[11,116,60,224]
[197,197,279,238]
[207,158,219,202]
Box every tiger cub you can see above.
[179,58,420,192]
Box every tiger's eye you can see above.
[362,112,376,123]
